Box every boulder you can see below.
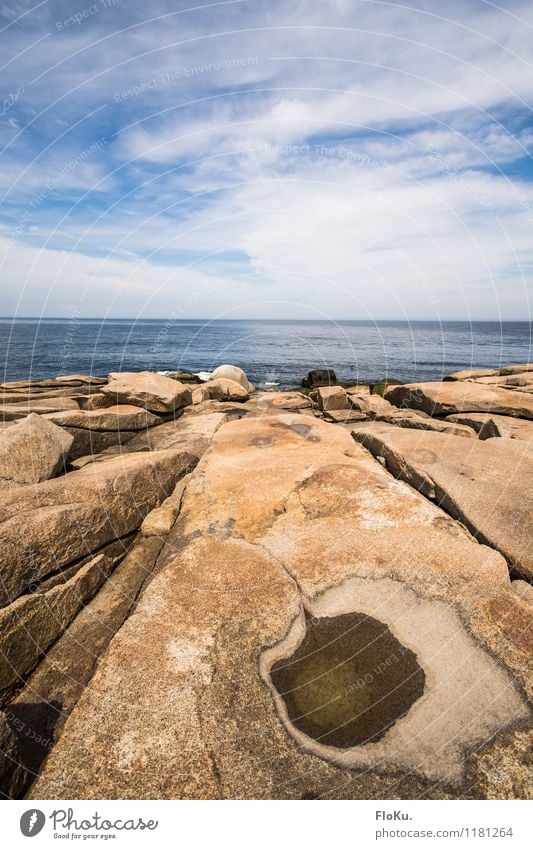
[0,448,197,606]
[385,381,533,419]
[203,378,249,402]
[30,415,528,800]
[301,368,337,388]
[0,398,80,421]
[43,405,161,432]
[102,371,192,413]
[211,364,253,392]
[317,385,350,411]
[445,413,533,442]
[351,424,533,581]
[0,413,73,490]
[349,393,395,417]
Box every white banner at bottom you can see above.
[2,799,531,849]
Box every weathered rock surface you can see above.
[473,373,533,387]
[30,415,529,800]
[0,448,197,606]
[445,364,533,381]
[345,384,370,395]
[102,371,192,413]
[375,409,476,437]
[1,536,163,797]
[201,378,249,402]
[1,376,105,391]
[0,712,26,799]
[44,405,160,432]
[349,393,395,417]
[386,381,533,419]
[317,385,350,411]
[323,409,367,423]
[266,392,312,411]
[0,398,80,421]
[446,412,533,442]
[444,367,498,381]
[81,393,114,411]
[141,474,191,536]
[0,554,115,699]
[0,414,73,490]
[210,364,253,391]
[66,429,138,462]
[123,411,227,456]
[352,423,533,580]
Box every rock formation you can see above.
[0,363,531,801]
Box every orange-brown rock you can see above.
[386,381,533,419]
[102,371,191,412]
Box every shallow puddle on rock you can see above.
[270,612,425,748]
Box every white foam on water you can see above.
[195,371,213,382]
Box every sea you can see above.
[0,319,531,388]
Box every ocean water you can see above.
[0,319,531,388]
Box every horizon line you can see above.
[0,317,531,323]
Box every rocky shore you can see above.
[0,363,531,800]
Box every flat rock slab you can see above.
[375,409,476,437]
[323,409,368,423]
[30,415,529,799]
[123,411,227,455]
[445,364,533,381]
[102,371,192,413]
[352,423,533,581]
[43,405,161,432]
[446,413,533,442]
[0,377,105,390]
[0,413,73,490]
[264,392,312,411]
[0,398,80,421]
[386,381,533,419]
[0,448,197,606]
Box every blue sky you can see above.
[0,0,532,320]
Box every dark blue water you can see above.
[0,319,531,388]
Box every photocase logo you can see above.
[20,809,46,837]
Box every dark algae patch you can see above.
[271,612,425,748]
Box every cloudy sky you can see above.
[0,0,532,320]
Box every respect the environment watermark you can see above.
[114,56,260,102]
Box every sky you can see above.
[0,0,532,321]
